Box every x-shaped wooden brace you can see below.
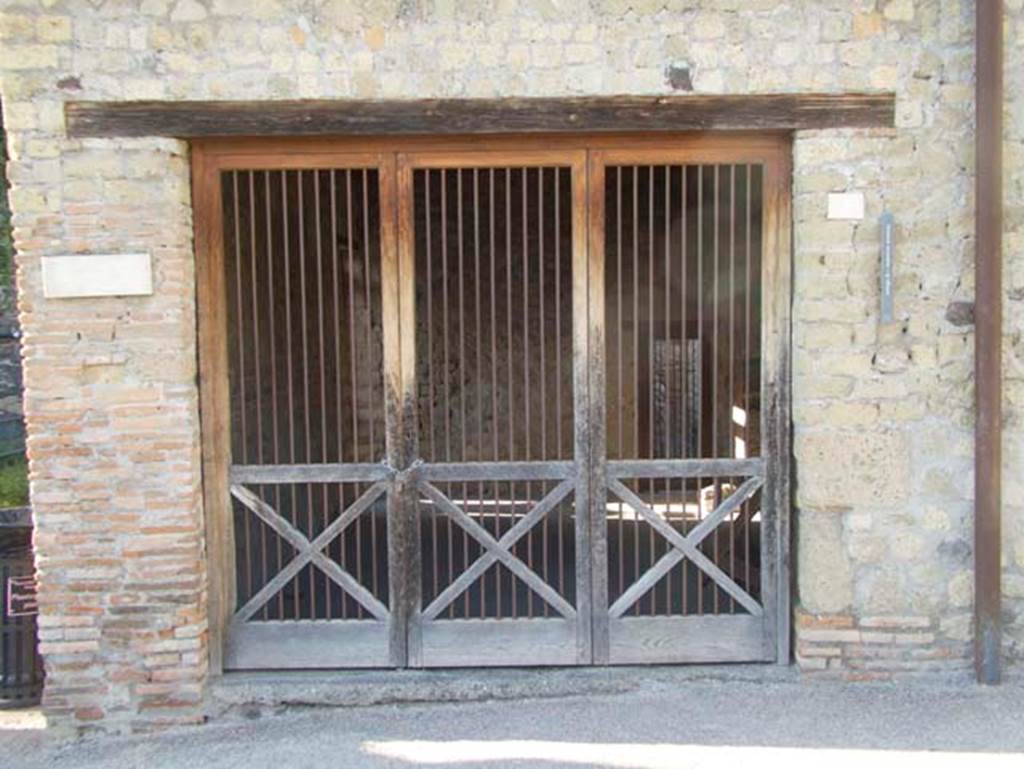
[230,481,390,622]
[607,476,764,618]
[417,478,577,621]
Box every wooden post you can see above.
[974,0,1003,686]
[394,154,423,667]
[584,152,607,664]
[192,145,235,677]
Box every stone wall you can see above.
[0,0,1021,733]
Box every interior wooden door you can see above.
[397,151,592,666]
[587,143,789,665]
[211,153,406,669]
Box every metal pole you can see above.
[974,0,1002,686]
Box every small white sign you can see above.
[42,254,153,299]
[827,192,865,220]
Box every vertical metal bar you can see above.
[616,166,624,605]
[522,167,533,617]
[332,171,348,618]
[626,165,634,618]
[680,165,688,616]
[248,172,268,617]
[424,170,434,462]
[229,172,253,608]
[372,171,385,610]
[456,168,469,617]
[473,168,485,618]
[728,165,736,614]
[664,163,671,615]
[506,167,515,617]
[311,171,328,619]
[490,168,501,619]
[744,165,752,604]
[696,165,703,616]
[647,166,656,615]
[264,171,282,620]
[248,173,264,468]
[329,170,342,620]
[231,172,248,464]
[339,171,353,619]
[441,169,451,464]
[424,170,438,609]
[555,167,565,597]
[345,169,363,618]
[362,169,380,604]
[539,167,549,616]
[441,169,454,617]
[712,165,720,616]
[281,170,299,619]
[363,171,377,460]
[664,166,672,459]
[296,170,314,617]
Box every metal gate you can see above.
[194,136,790,671]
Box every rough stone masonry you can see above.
[0,0,1022,734]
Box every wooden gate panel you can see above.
[218,159,403,669]
[400,155,591,666]
[588,150,784,664]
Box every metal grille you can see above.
[222,168,388,622]
[413,167,576,620]
[1,528,42,706]
[603,164,763,617]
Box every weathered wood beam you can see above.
[229,463,392,484]
[975,0,1003,686]
[65,94,895,138]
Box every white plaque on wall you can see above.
[826,192,865,220]
[42,254,153,299]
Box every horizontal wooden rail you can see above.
[65,94,895,138]
[606,458,765,479]
[230,461,580,483]
[414,461,575,482]
[229,463,393,484]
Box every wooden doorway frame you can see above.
[192,132,792,675]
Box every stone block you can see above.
[796,430,911,507]
[884,0,915,23]
[798,511,854,613]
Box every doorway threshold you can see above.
[209,664,796,718]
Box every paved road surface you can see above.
[3,676,1023,768]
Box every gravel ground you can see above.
[2,676,1024,768]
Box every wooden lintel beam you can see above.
[65,93,895,139]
